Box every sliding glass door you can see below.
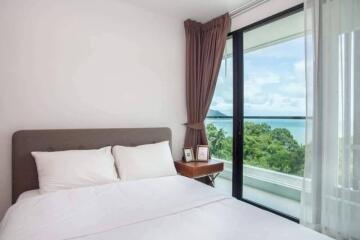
[206,4,305,221]
[234,5,305,220]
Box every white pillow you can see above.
[32,146,118,193]
[112,141,177,181]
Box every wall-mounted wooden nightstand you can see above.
[174,159,224,187]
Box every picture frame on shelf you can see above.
[196,145,209,162]
[183,147,195,162]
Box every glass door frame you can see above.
[230,3,304,223]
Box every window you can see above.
[206,38,233,162]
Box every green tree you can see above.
[206,122,305,176]
[206,123,232,161]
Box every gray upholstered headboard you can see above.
[12,128,172,203]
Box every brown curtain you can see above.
[184,13,231,151]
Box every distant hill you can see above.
[208,109,228,117]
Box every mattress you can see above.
[16,190,41,202]
[0,176,332,240]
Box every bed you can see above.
[0,128,332,240]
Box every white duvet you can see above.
[0,176,332,240]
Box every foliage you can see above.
[206,124,233,161]
[206,122,304,176]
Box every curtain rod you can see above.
[229,0,270,18]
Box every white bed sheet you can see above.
[16,190,41,202]
[0,176,332,240]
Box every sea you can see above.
[205,118,305,145]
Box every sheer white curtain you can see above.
[301,0,360,239]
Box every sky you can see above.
[209,37,306,117]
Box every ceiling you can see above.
[119,0,251,22]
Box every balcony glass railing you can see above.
[214,160,302,217]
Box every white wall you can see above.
[0,0,186,218]
[231,0,303,32]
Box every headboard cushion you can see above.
[12,128,172,203]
